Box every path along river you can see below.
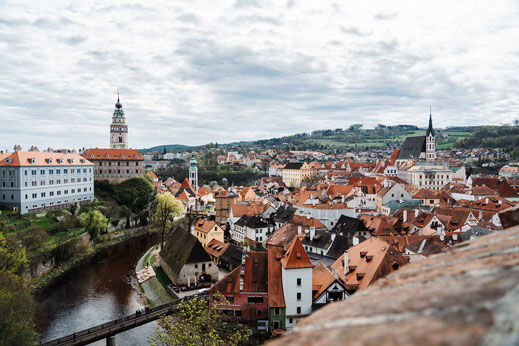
[35,235,159,345]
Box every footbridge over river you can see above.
[41,294,207,346]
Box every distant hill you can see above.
[455,125,519,157]
[139,144,191,153]
[141,125,482,153]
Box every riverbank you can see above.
[32,227,158,294]
[135,246,176,307]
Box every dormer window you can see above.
[90,154,94,158]
[47,158,53,164]
[69,158,74,164]
[120,154,124,158]
[105,154,109,158]
[80,159,85,164]
[58,158,63,164]
[29,158,35,164]
[5,158,12,164]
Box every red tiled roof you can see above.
[83,148,143,161]
[0,151,93,167]
[281,236,313,269]
[204,239,229,258]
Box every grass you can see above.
[154,265,173,292]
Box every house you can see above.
[331,215,372,245]
[194,218,224,248]
[282,162,311,188]
[215,190,240,224]
[375,183,412,210]
[312,262,349,309]
[404,239,448,262]
[330,237,409,293]
[159,226,218,285]
[281,236,314,329]
[210,251,268,322]
[232,215,275,243]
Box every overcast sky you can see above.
[1,0,518,150]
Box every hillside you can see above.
[140,125,481,154]
[139,144,192,153]
[455,125,519,156]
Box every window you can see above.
[49,169,54,174]
[289,318,294,324]
[41,192,45,197]
[40,169,45,175]
[31,170,36,175]
[297,278,301,286]
[297,292,301,301]
[226,296,234,304]
[297,307,301,314]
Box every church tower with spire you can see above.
[425,108,436,162]
[110,93,128,149]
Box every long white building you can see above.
[0,151,94,214]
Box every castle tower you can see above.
[189,156,198,191]
[426,108,436,162]
[110,93,128,149]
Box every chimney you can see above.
[239,249,246,292]
[479,210,483,221]
[331,231,336,242]
[403,209,408,223]
[190,224,195,235]
[453,234,458,241]
[485,198,489,204]
[344,250,349,276]
[415,209,419,218]
[310,227,315,241]
[353,236,359,246]
[440,231,445,241]
[297,226,302,235]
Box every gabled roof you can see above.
[330,237,408,291]
[195,219,221,234]
[281,236,313,269]
[159,226,212,275]
[204,238,229,258]
[283,162,304,170]
[332,215,370,237]
[396,136,426,161]
[266,222,300,249]
[405,238,447,257]
[312,262,344,299]
[209,251,268,294]
[268,248,286,308]
[290,214,327,229]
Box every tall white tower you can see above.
[426,108,436,162]
[189,156,198,191]
[110,93,128,149]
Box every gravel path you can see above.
[136,246,175,306]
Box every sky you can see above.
[1,0,518,150]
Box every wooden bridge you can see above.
[40,294,206,346]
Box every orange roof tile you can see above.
[82,148,143,161]
[281,236,313,269]
[0,151,93,167]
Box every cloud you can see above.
[0,0,518,150]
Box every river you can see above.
[35,235,159,345]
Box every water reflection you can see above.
[36,235,159,345]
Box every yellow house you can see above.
[282,162,311,188]
[194,219,225,248]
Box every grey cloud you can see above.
[374,12,397,20]
[341,26,370,37]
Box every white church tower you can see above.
[189,156,198,191]
[426,108,436,162]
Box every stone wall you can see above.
[269,225,519,346]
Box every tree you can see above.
[150,296,248,346]
[153,193,184,249]
[0,233,38,345]
[79,210,108,240]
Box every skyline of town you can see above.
[1,0,519,148]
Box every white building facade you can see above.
[0,152,94,214]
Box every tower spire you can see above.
[427,107,434,137]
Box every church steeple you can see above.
[425,107,436,162]
[426,107,435,137]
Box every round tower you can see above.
[189,156,198,191]
[110,93,128,149]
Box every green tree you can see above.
[154,193,184,249]
[79,210,108,240]
[150,296,248,346]
[0,233,38,345]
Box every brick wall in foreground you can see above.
[269,224,519,346]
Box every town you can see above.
[1,95,519,345]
